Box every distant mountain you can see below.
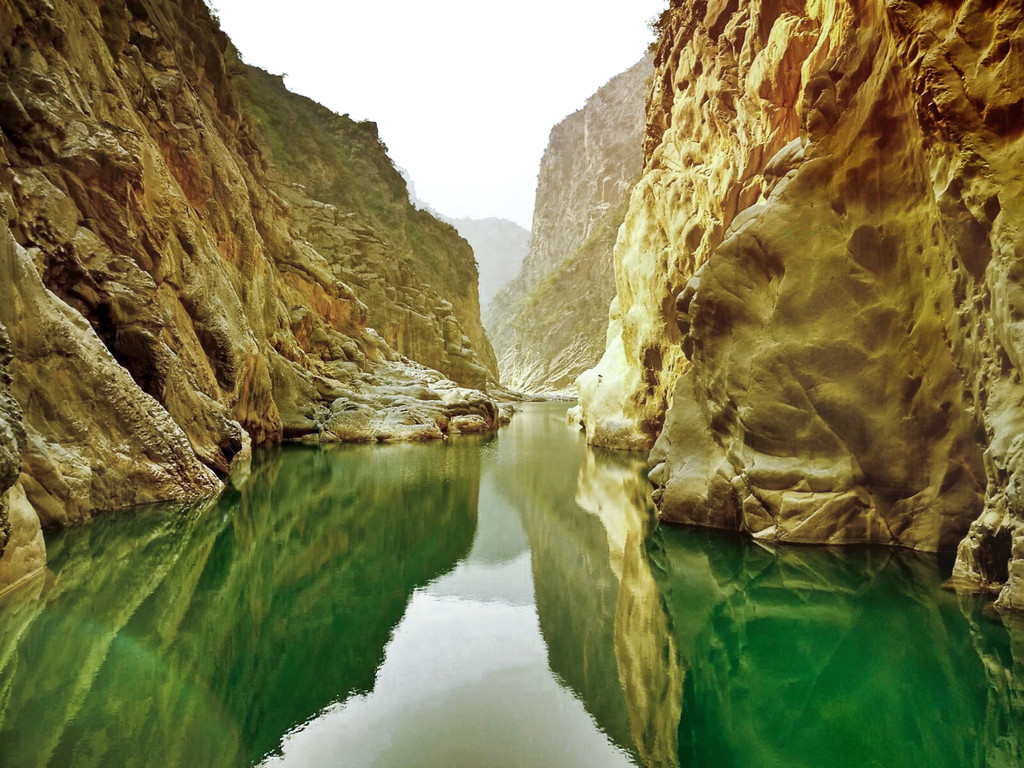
[394,171,531,315]
[485,55,653,395]
[444,217,531,312]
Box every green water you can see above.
[0,402,1020,767]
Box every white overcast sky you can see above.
[209,0,667,228]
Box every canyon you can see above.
[0,0,1021,612]
[442,216,530,314]
[0,0,1022,763]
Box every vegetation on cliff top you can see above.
[231,56,479,302]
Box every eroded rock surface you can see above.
[581,0,1024,599]
[487,56,652,395]
[0,208,219,529]
[0,315,44,597]
[0,0,500,581]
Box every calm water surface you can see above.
[0,402,1021,767]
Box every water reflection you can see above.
[517,444,684,767]
[650,528,1024,768]
[0,403,1021,768]
[0,441,480,768]
[265,404,640,768]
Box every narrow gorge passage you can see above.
[2,0,1024,764]
[0,404,1020,768]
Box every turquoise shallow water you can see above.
[0,402,1020,767]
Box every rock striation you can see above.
[0,0,500,583]
[486,56,652,395]
[0,311,44,596]
[580,0,1024,605]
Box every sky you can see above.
[209,0,667,229]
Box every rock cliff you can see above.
[580,0,1024,604]
[0,0,499,585]
[0,315,44,598]
[236,66,498,390]
[486,56,652,395]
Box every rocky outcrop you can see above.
[580,0,1024,600]
[486,57,651,395]
[0,0,500,582]
[0,203,219,530]
[0,314,44,597]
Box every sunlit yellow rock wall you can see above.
[582,0,1024,599]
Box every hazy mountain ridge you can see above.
[236,64,499,387]
[486,55,653,395]
[441,216,530,313]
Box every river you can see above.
[0,402,1020,767]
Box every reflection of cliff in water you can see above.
[579,450,683,768]
[514,445,636,757]
[0,441,480,768]
[495,408,684,767]
[650,528,1024,768]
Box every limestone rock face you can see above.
[0,206,219,531]
[486,56,652,395]
[0,317,44,597]
[583,0,1024,586]
[0,323,21,565]
[578,4,822,449]
[0,0,500,581]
